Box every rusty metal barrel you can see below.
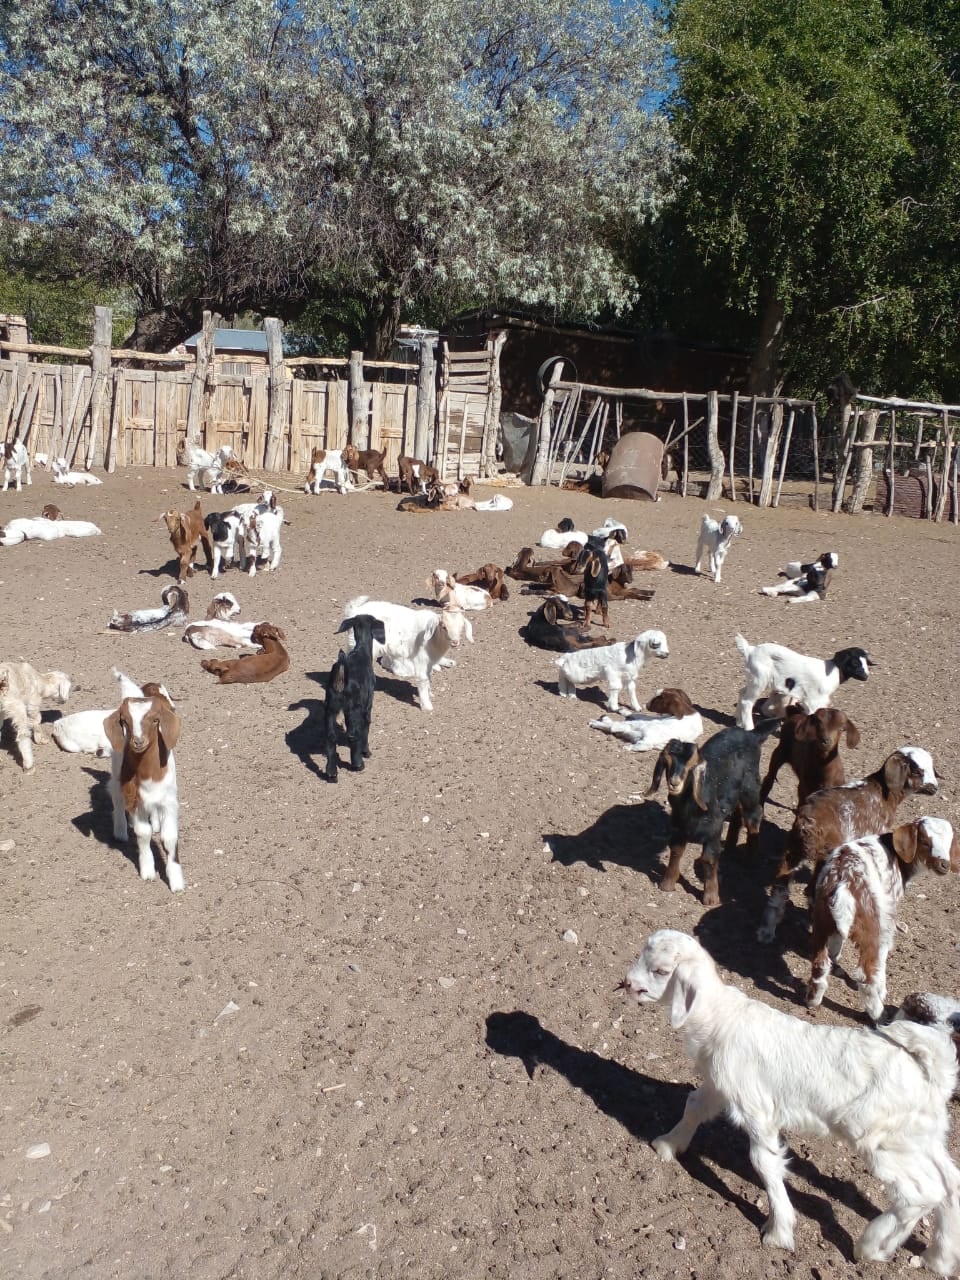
[601,432,663,501]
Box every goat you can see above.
[105,690,184,891]
[238,505,284,575]
[589,687,702,753]
[539,517,588,550]
[51,459,102,486]
[177,440,235,492]
[397,454,440,495]
[606,563,656,602]
[429,569,494,612]
[52,670,163,756]
[695,512,742,582]
[649,723,774,905]
[555,628,669,712]
[182,593,260,650]
[506,546,581,584]
[0,661,71,770]
[521,595,611,652]
[807,818,960,1021]
[161,501,213,583]
[759,705,860,806]
[1,516,101,545]
[624,549,670,572]
[622,929,960,1274]
[576,540,610,628]
[342,444,390,489]
[735,633,873,730]
[783,550,839,579]
[303,447,351,494]
[40,504,62,520]
[760,563,834,603]
[204,509,244,578]
[895,994,960,1071]
[758,746,939,942]
[108,585,190,633]
[322,614,386,781]
[1,439,31,491]
[343,596,472,711]
[453,563,510,601]
[200,623,289,684]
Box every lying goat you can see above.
[589,688,702,753]
[760,561,834,603]
[622,930,960,1274]
[521,596,610,653]
[108,585,190,633]
[1,516,101,544]
[429,568,494,612]
[322,614,386,781]
[182,592,260,650]
[200,623,289,684]
[649,723,773,905]
[807,817,960,1021]
[453,563,509,601]
[735,633,872,730]
[51,459,102,486]
[555,629,669,712]
[52,671,166,757]
[539,517,588,551]
[783,550,839,579]
[695,513,742,583]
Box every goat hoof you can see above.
[658,877,678,894]
[702,890,720,908]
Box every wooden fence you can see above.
[0,308,505,482]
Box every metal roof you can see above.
[184,328,270,354]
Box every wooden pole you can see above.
[84,305,113,468]
[348,350,366,449]
[727,390,739,502]
[184,310,218,447]
[811,407,821,511]
[832,401,859,511]
[935,410,952,522]
[104,369,124,472]
[773,407,795,507]
[747,396,757,504]
[263,317,289,471]
[531,361,564,486]
[704,390,723,499]
[413,337,436,463]
[886,410,896,516]
[481,329,506,478]
[557,391,594,489]
[847,409,878,514]
[952,442,959,525]
[757,402,784,507]
[681,393,689,497]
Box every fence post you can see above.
[704,390,723,499]
[185,311,218,448]
[85,305,113,469]
[531,361,564,486]
[414,338,436,461]
[349,350,367,447]
[481,329,507,478]
[263,317,289,471]
[847,410,879,514]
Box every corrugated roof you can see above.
[184,328,270,354]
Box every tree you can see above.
[0,0,675,354]
[662,0,960,398]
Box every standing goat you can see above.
[555,629,669,712]
[1,439,31,491]
[343,596,472,711]
[322,614,386,781]
[161,501,213,583]
[622,930,960,1274]
[0,661,71,770]
[735,633,872,730]
[104,690,184,891]
[648,723,774,906]
[807,818,960,1021]
[695,513,742,583]
[759,705,860,806]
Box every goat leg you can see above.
[700,839,722,907]
[660,840,687,893]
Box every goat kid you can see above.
[0,661,71,770]
[304,447,351,494]
[200,623,289,684]
[52,671,169,757]
[760,562,834,603]
[453,563,509,601]
[182,593,260,650]
[539,517,588,550]
[178,440,235,492]
[808,817,960,1021]
[161,501,214,583]
[1,439,31,491]
[343,596,472,711]
[1,516,101,544]
[238,505,284,575]
[397,454,440,495]
[109,584,190,632]
[429,569,494,612]
[695,513,742,583]
[622,930,960,1274]
[105,691,184,891]
[555,629,669,712]
[735,633,872,730]
[521,595,610,652]
[51,459,102,486]
[759,705,860,806]
[342,444,390,489]
[589,687,702,753]
[204,509,244,578]
[323,614,386,781]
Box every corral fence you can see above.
[0,308,506,484]
[530,361,960,522]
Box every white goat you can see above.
[1,439,31,491]
[51,459,102,486]
[0,661,72,770]
[555,629,669,712]
[52,669,153,756]
[105,690,184,891]
[238,505,284,575]
[1,516,101,545]
[589,687,702,752]
[182,593,261,650]
[179,441,234,492]
[622,929,960,1274]
[344,596,473,711]
[735,633,873,730]
[429,569,493,612]
[695,513,742,583]
[539,518,588,551]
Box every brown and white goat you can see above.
[759,705,861,806]
[161,500,213,583]
[454,563,510,601]
[807,818,960,1021]
[429,569,494,611]
[758,746,939,942]
[41,504,62,520]
[200,623,289,684]
[104,691,184,891]
[397,454,439,495]
[304,447,350,494]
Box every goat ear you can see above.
[372,620,386,644]
[589,554,601,576]
[691,763,709,811]
[103,709,127,753]
[891,823,919,864]
[666,962,699,1029]
[884,753,910,794]
[845,719,861,749]
[158,706,182,752]
[792,715,817,741]
[648,750,667,795]
[544,601,557,624]
[625,640,637,665]
[335,617,355,635]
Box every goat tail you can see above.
[734,633,751,659]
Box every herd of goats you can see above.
[3,433,960,1274]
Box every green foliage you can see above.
[0,0,675,354]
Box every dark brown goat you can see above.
[342,444,390,489]
[200,623,290,684]
[759,706,860,806]
[521,596,612,652]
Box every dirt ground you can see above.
[2,466,960,1280]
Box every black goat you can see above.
[577,537,610,628]
[322,614,386,782]
[648,724,776,907]
[520,596,611,652]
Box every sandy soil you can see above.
[2,467,960,1280]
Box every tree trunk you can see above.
[124,304,199,353]
[365,294,402,361]
[745,289,785,396]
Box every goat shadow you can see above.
[138,557,191,580]
[484,1010,880,1260]
[669,563,702,578]
[546,800,671,878]
[534,679,615,709]
[286,697,327,780]
[71,766,139,875]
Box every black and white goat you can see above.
[760,551,838,603]
[735,633,873,730]
[108,585,189,632]
[322,614,386,781]
[1,439,31,491]
[204,509,244,578]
